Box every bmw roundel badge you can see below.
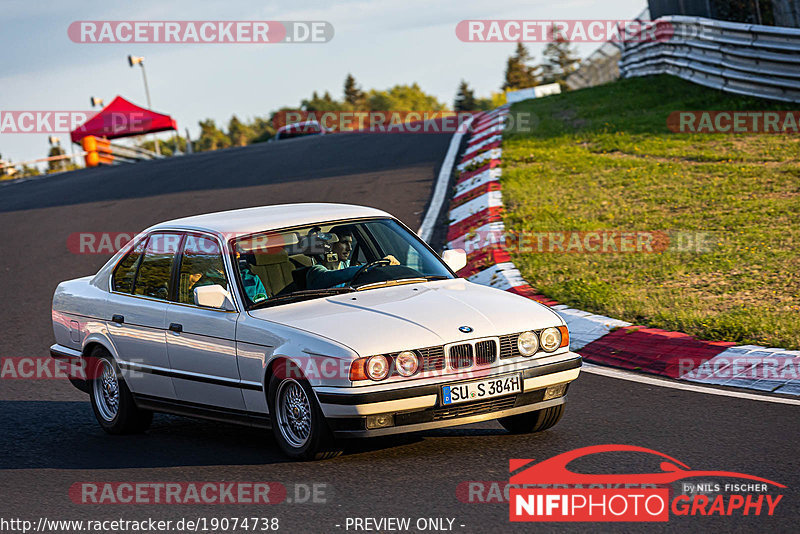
[459,326,473,333]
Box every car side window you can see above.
[133,233,183,301]
[111,239,146,294]
[177,234,228,306]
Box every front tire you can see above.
[268,361,341,460]
[89,347,152,434]
[499,404,564,434]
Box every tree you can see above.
[19,164,41,178]
[249,116,277,143]
[475,94,503,111]
[503,42,539,91]
[139,136,187,157]
[47,144,66,172]
[228,115,254,146]
[540,28,580,90]
[710,0,774,24]
[195,119,231,152]
[0,153,11,178]
[454,80,478,111]
[343,73,365,109]
[365,83,447,112]
[302,90,347,112]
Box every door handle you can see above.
[111,314,124,324]
[169,323,183,333]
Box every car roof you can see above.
[145,203,392,238]
[277,120,321,133]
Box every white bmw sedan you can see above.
[50,203,581,460]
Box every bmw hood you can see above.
[248,279,563,356]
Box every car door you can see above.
[165,232,245,410]
[106,232,183,399]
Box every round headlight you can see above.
[540,327,562,352]
[517,331,539,356]
[365,355,390,380]
[395,351,419,377]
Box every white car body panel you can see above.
[166,303,242,409]
[249,278,562,358]
[105,291,175,399]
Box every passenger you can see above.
[187,264,226,294]
[235,252,269,303]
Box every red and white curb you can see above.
[434,106,800,396]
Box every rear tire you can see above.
[499,404,564,434]
[89,347,152,434]
[268,360,342,461]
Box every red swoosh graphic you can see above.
[509,444,785,488]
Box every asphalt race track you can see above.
[0,132,797,533]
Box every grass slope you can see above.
[502,75,800,349]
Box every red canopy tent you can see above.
[70,96,177,144]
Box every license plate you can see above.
[441,373,522,405]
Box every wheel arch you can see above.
[264,355,306,389]
[82,332,119,361]
[263,355,325,408]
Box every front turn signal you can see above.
[558,325,569,348]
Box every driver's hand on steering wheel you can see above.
[383,255,400,266]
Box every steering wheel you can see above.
[348,258,391,286]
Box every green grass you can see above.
[501,75,800,349]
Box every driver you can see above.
[328,226,354,269]
[187,262,226,293]
[306,226,399,289]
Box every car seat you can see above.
[249,250,295,297]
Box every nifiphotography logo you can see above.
[509,445,785,522]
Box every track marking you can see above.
[423,113,798,406]
[582,363,800,406]
[417,115,475,242]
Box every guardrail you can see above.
[0,138,163,179]
[620,16,800,103]
[566,41,622,90]
[566,7,649,90]
[0,153,82,179]
[82,136,161,167]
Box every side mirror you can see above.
[194,284,236,311]
[441,248,467,273]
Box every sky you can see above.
[1,0,645,164]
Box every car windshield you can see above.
[231,217,454,308]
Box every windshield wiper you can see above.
[354,275,451,291]
[249,287,355,309]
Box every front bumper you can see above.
[320,352,581,437]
